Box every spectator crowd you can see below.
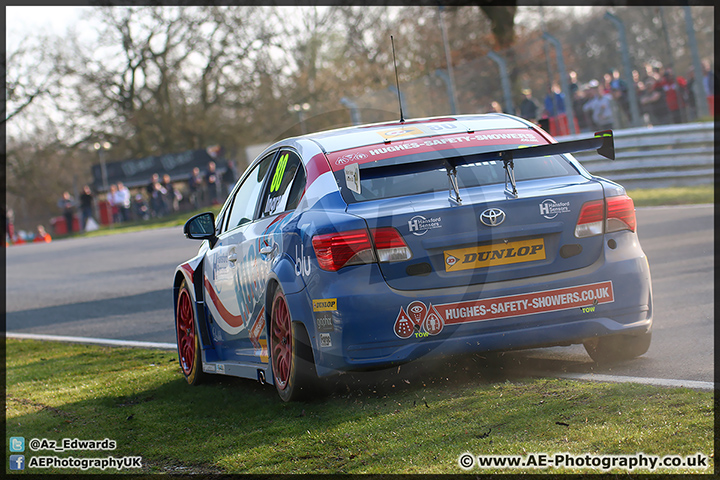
[9,58,715,243]
[511,59,716,133]
[5,159,240,244]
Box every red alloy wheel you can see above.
[271,292,293,390]
[177,287,196,376]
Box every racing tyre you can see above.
[176,279,205,385]
[583,331,652,364]
[270,288,319,402]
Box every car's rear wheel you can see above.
[270,288,318,402]
[583,331,652,364]
[176,279,204,385]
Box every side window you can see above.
[224,153,274,232]
[286,165,306,211]
[260,150,305,217]
[214,210,225,235]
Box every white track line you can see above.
[7,332,714,391]
[7,332,176,350]
[531,372,715,391]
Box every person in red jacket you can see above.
[33,225,52,243]
[654,67,687,124]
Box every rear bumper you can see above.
[288,231,652,377]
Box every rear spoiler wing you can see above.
[345,130,614,202]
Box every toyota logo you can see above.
[480,208,506,227]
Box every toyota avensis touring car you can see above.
[173,114,653,401]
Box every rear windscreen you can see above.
[335,148,578,203]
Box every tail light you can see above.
[312,229,375,272]
[371,227,413,263]
[575,199,605,238]
[312,227,411,271]
[606,195,636,233]
[575,195,636,238]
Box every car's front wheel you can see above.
[584,331,652,364]
[176,279,205,385]
[270,288,318,402]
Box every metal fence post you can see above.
[435,69,457,115]
[340,97,362,125]
[542,32,577,134]
[438,6,458,115]
[604,12,642,128]
[683,5,710,119]
[486,51,514,115]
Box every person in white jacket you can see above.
[583,82,614,131]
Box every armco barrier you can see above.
[557,122,715,189]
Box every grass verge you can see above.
[626,184,713,207]
[5,339,714,475]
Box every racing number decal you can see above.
[270,154,289,193]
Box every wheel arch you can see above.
[173,259,213,350]
[173,270,190,314]
[264,275,318,383]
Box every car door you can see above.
[256,149,306,264]
[203,152,275,362]
[242,149,307,362]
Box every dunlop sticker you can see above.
[313,298,337,312]
[378,126,423,140]
[444,238,545,272]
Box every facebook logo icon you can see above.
[9,455,25,470]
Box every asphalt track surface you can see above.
[6,205,714,385]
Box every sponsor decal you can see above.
[378,126,424,140]
[393,307,415,338]
[345,162,361,194]
[295,244,312,277]
[444,238,546,272]
[393,282,614,338]
[217,364,226,374]
[256,339,268,363]
[205,214,289,336]
[424,305,445,335]
[408,215,442,236]
[445,254,459,267]
[203,364,217,373]
[320,333,332,348]
[249,307,265,349]
[204,276,246,329]
[539,198,571,219]
[327,129,545,172]
[335,152,368,166]
[407,301,428,328]
[248,307,268,362]
[393,301,445,338]
[315,311,334,333]
[313,298,337,311]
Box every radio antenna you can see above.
[390,35,405,123]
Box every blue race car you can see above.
[173,114,652,401]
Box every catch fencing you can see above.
[559,122,715,189]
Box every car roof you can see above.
[298,114,536,154]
